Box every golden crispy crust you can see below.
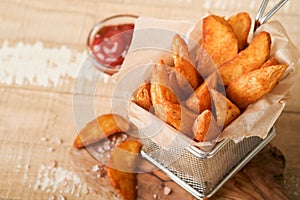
[261,57,279,68]
[226,65,287,109]
[150,63,179,105]
[192,110,220,142]
[172,34,201,92]
[228,12,252,51]
[202,15,238,66]
[219,31,271,86]
[133,80,152,111]
[154,100,197,136]
[107,140,142,200]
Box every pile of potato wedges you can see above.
[133,12,287,142]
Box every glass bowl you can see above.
[86,14,138,75]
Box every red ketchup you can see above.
[91,23,134,69]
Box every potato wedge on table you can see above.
[201,15,238,67]
[133,80,152,111]
[210,89,240,128]
[172,34,201,92]
[154,100,198,136]
[73,114,130,149]
[226,64,287,109]
[107,140,142,200]
[192,110,221,142]
[219,31,271,86]
[227,12,252,51]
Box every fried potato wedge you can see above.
[133,80,152,111]
[154,100,197,136]
[219,31,271,86]
[227,12,252,51]
[150,63,179,105]
[172,34,201,91]
[107,140,142,200]
[73,114,130,149]
[201,15,238,67]
[261,57,279,68]
[185,83,211,113]
[210,89,240,128]
[226,64,287,109]
[185,72,221,113]
[192,110,221,142]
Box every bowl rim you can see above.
[86,14,138,75]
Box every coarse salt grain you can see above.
[41,137,48,142]
[92,164,99,172]
[47,160,57,169]
[163,186,171,195]
[48,195,55,200]
[48,147,54,152]
[153,194,157,199]
[53,137,62,144]
[97,147,104,153]
[57,194,65,200]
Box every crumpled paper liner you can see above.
[113,16,299,151]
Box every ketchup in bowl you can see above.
[87,14,137,75]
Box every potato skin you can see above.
[192,110,221,142]
[150,63,179,105]
[172,34,201,93]
[201,15,238,67]
[154,100,197,136]
[227,12,252,51]
[107,140,142,200]
[261,57,279,68]
[73,114,130,148]
[219,31,271,86]
[133,81,152,111]
[226,64,287,109]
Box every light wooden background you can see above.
[0,0,299,199]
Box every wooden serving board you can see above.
[70,144,287,200]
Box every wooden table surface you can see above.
[0,0,299,199]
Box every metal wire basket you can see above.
[141,127,276,199]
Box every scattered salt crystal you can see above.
[48,147,54,152]
[153,194,157,199]
[53,137,62,144]
[48,195,55,200]
[92,165,99,172]
[81,184,89,195]
[97,147,104,153]
[24,164,30,170]
[47,160,57,169]
[103,141,111,151]
[41,137,48,142]
[106,154,110,158]
[97,174,101,179]
[57,194,65,200]
[121,134,128,141]
[163,186,171,195]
